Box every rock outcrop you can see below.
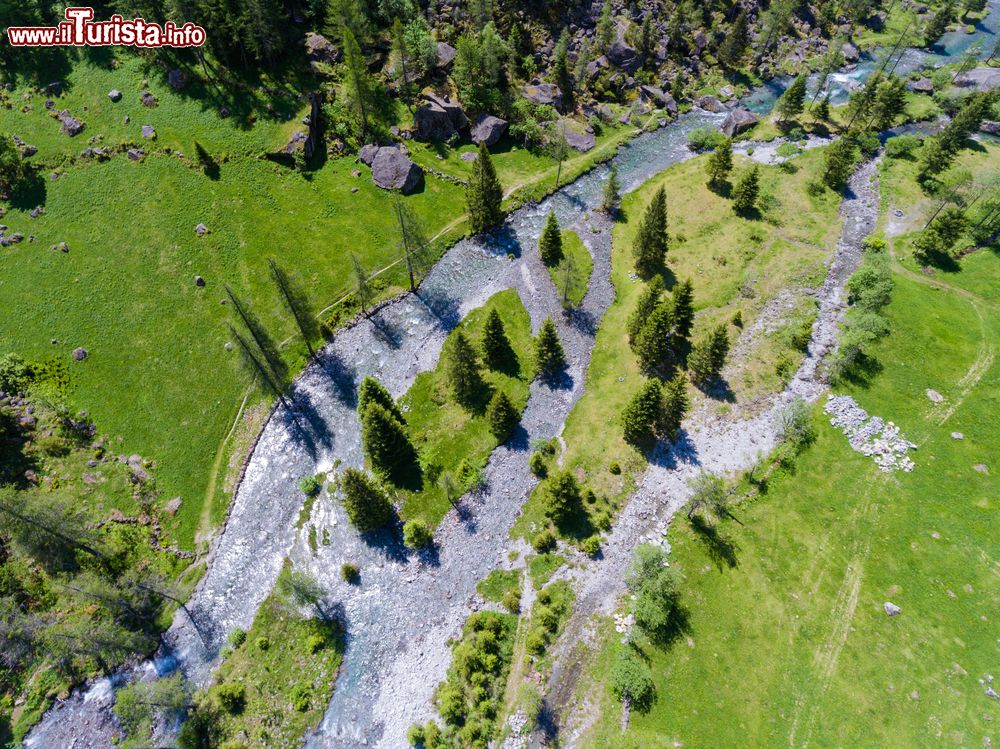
[413,93,468,141]
[521,80,563,109]
[469,113,507,146]
[720,108,759,137]
[364,145,424,193]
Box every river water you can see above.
[25,8,998,747]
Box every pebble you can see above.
[951,432,964,440]
[883,601,901,617]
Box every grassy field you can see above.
[512,148,842,542]
[0,52,632,550]
[545,229,593,308]
[398,289,535,527]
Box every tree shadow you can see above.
[8,170,47,212]
[708,180,732,198]
[916,248,961,272]
[695,375,736,402]
[359,519,411,564]
[837,352,884,388]
[690,515,740,570]
[318,347,358,406]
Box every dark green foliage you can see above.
[658,374,689,439]
[706,138,733,191]
[552,31,574,110]
[731,165,760,214]
[627,544,682,641]
[403,519,433,549]
[529,451,548,478]
[486,390,519,442]
[686,471,729,520]
[359,402,418,481]
[870,76,908,131]
[341,27,377,140]
[340,467,394,532]
[830,244,895,382]
[718,11,750,68]
[813,92,831,122]
[670,279,695,338]
[913,205,969,259]
[445,330,485,408]
[539,211,564,266]
[0,135,29,199]
[885,134,921,159]
[453,23,509,114]
[634,187,669,278]
[688,324,729,385]
[822,138,858,190]
[924,0,956,47]
[622,378,663,444]
[610,649,656,711]
[918,92,997,181]
[214,683,246,715]
[480,308,515,370]
[544,470,582,525]
[535,318,565,380]
[466,143,505,234]
[358,376,406,424]
[298,475,322,497]
[776,74,807,122]
[627,277,665,343]
[596,0,615,52]
[633,300,677,371]
[531,529,556,552]
[341,563,361,583]
[601,164,621,213]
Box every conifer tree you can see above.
[552,31,574,110]
[360,402,418,480]
[813,92,831,123]
[634,187,669,278]
[486,390,519,442]
[351,253,372,314]
[924,0,956,47]
[718,11,750,68]
[545,470,582,524]
[688,324,730,385]
[358,376,405,424]
[870,76,908,131]
[706,137,733,191]
[535,318,566,380]
[823,138,858,189]
[776,74,807,122]
[466,142,505,233]
[596,0,615,53]
[539,211,564,266]
[340,467,394,532]
[637,15,655,61]
[341,26,374,140]
[634,300,676,370]
[627,277,665,343]
[393,194,431,292]
[657,373,689,439]
[481,308,515,369]
[621,378,663,443]
[601,164,621,214]
[445,330,484,407]
[732,165,760,214]
[670,279,695,338]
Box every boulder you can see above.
[436,41,457,68]
[883,601,901,617]
[305,32,340,65]
[370,146,423,193]
[585,56,608,82]
[697,95,725,112]
[980,121,1000,135]
[127,147,144,160]
[560,120,596,152]
[470,113,508,146]
[906,77,934,94]
[720,108,759,137]
[414,93,467,141]
[954,67,1000,90]
[57,110,84,136]
[358,143,380,166]
[639,85,678,115]
[140,91,157,107]
[194,275,205,287]
[108,89,122,102]
[72,347,88,361]
[606,39,640,73]
[167,69,187,91]
[141,124,156,139]
[522,81,563,109]
[841,41,860,63]
[195,223,209,236]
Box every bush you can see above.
[529,451,547,478]
[544,471,582,525]
[227,628,247,648]
[777,397,816,450]
[341,562,360,583]
[687,126,727,151]
[340,467,395,533]
[298,474,323,497]
[525,630,546,655]
[610,650,656,711]
[732,309,743,327]
[307,634,326,653]
[437,685,466,727]
[608,460,621,475]
[214,683,246,714]
[846,255,893,312]
[885,134,921,159]
[502,589,521,614]
[290,684,311,711]
[403,519,433,549]
[407,724,425,747]
[255,636,270,651]
[531,529,556,552]
[580,535,601,557]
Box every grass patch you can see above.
[546,229,593,308]
[477,569,522,605]
[528,553,566,590]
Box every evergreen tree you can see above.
[870,76,908,131]
[393,193,431,292]
[924,0,956,47]
[535,318,566,380]
[718,11,750,68]
[731,165,760,214]
[341,26,375,140]
[622,378,662,443]
[453,23,509,113]
[637,15,656,61]
[481,308,515,369]
[596,0,615,53]
[776,74,807,122]
[545,470,582,525]
[552,30,574,110]
[917,136,950,182]
[688,324,730,385]
[360,402,418,480]
[657,373,689,439]
[670,279,695,338]
[358,376,405,424]
[823,138,858,190]
[340,467,394,532]
[390,18,413,100]
[351,253,372,314]
[467,142,505,233]
[634,300,676,370]
[539,211,564,266]
[706,137,733,191]
[445,330,484,407]
[627,277,665,343]
[486,390,519,442]
[813,92,831,123]
[634,187,669,278]
[601,164,621,214]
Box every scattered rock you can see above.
[469,113,508,146]
[164,496,183,516]
[639,85,677,115]
[980,121,1000,136]
[194,275,205,287]
[926,388,944,403]
[141,124,156,139]
[720,108,759,138]
[127,148,144,161]
[305,32,340,68]
[460,151,478,162]
[883,601,901,617]
[560,119,596,152]
[72,347,88,361]
[951,432,964,440]
[973,463,989,474]
[370,146,423,193]
[825,395,916,472]
[140,91,157,108]
[56,110,84,136]
[195,223,208,236]
[906,77,934,94]
[606,40,640,73]
[50,241,69,253]
[108,89,122,102]
[841,41,860,62]
[358,143,380,166]
[697,95,725,112]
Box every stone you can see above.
[951,432,964,440]
[906,77,934,94]
[108,89,122,102]
[883,601,901,617]
[841,41,860,63]
[639,85,677,115]
[56,110,84,136]
[305,32,340,65]
[926,388,944,403]
[606,39,640,73]
[283,129,308,155]
[560,119,596,151]
[719,85,735,100]
[195,223,208,236]
[469,113,508,146]
[436,41,457,68]
[140,91,157,108]
[720,108,759,138]
[370,146,423,193]
[141,124,156,139]
[980,121,1000,136]
[413,93,467,141]
[954,68,1000,91]
[164,496,183,516]
[127,148,144,160]
[973,463,989,474]
[697,95,725,113]
[194,275,205,287]
[358,143,381,166]
[460,151,478,162]
[521,80,563,109]
[72,347,88,361]
[167,68,187,91]
[219,106,230,118]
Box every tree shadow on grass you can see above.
[9,171,47,212]
[695,375,736,402]
[837,352,884,389]
[916,248,962,273]
[690,515,740,570]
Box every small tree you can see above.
[924,0,956,47]
[775,74,807,122]
[621,378,662,443]
[551,30,574,110]
[535,318,565,380]
[351,253,373,315]
[486,389,519,442]
[596,0,615,52]
[731,165,760,214]
[634,187,669,278]
[360,402,418,479]
[686,471,728,521]
[670,279,695,338]
[539,211,564,266]
[481,308,514,369]
[393,194,432,291]
[358,376,405,424]
[601,164,621,214]
[688,324,729,385]
[545,470,582,525]
[706,137,733,191]
[445,329,484,407]
[340,467,394,532]
[823,138,858,190]
[813,92,831,123]
[718,10,750,68]
[627,277,665,343]
[403,519,433,548]
[633,300,677,371]
[466,142,505,233]
[658,373,689,439]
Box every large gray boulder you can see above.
[358,143,381,166]
[370,146,423,193]
[954,67,1000,90]
[980,121,1000,135]
[639,85,677,115]
[841,41,860,63]
[470,113,508,146]
[606,39,640,73]
[305,32,339,65]
[697,95,725,113]
[906,77,934,94]
[413,93,468,141]
[560,120,595,152]
[436,41,457,68]
[720,108,759,138]
[521,81,563,109]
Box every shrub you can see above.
[595,511,612,531]
[777,397,816,450]
[610,650,656,711]
[407,724,425,747]
[341,562,360,584]
[580,535,601,556]
[290,684,311,711]
[214,683,246,714]
[486,389,519,442]
[732,309,743,327]
[255,636,270,651]
[525,630,546,655]
[687,125,727,151]
[529,451,547,478]
[885,134,921,159]
[340,467,394,533]
[544,471,582,525]
[403,519,433,549]
[437,685,466,726]
[502,589,521,614]
[227,628,247,648]
[608,460,621,475]
[846,256,893,312]
[307,634,326,653]
[531,529,556,552]
[299,474,323,497]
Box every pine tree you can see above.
[341,26,374,140]
[596,0,615,53]
[709,323,730,373]
[360,402,418,480]
[467,142,505,234]
[358,376,405,424]
[670,279,695,338]
[621,378,662,443]
[445,330,484,407]
[634,300,676,370]
[688,324,730,385]
[340,467,394,532]
[731,165,760,214]
[706,137,733,191]
[486,390,519,442]
[924,0,956,47]
[634,187,669,278]
[776,74,807,122]
[535,318,566,380]
[390,18,413,100]
[638,15,656,61]
[393,194,431,292]
[552,30,574,110]
[601,164,621,214]
[871,76,907,131]
[657,373,689,439]
[627,276,664,343]
[481,308,515,369]
[539,211,564,266]
[813,92,831,123]
[545,470,582,525]
[0,136,28,199]
[823,138,858,189]
[718,11,750,68]
[351,253,372,314]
